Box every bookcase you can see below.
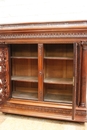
[0,21,87,122]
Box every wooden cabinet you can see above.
[0,21,87,122]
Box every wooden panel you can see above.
[11,44,37,57]
[44,83,72,103]
[12,81,38,92]
[80,43,87,107]
[44,44,73,58]
[44,60,73,79]
[12,81,38,100]
[12,91,38,100]
[44,94,72,103]
[11,59,38,77]
[44,84,72,94]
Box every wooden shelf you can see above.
[44,93,72,104]
[44,78,73,85]
[11,56,38,59]
[44,56,73,60]
[12,91,38,100]
[11,76,38,82]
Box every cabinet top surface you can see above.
[0,20,87,31]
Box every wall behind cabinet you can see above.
[0,0,87,23]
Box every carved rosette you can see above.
[0,47,9,104]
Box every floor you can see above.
[0,112,87,130]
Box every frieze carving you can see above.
[0,47,9,104]
[3,103,72,115]
[3,103,87,117]
[0,21,87,30]
[0,32,87,40]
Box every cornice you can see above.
[0,21,87,31]
[0,21,87,40]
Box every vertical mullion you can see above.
[77,43,82,106]
[72,43,77,120]
[38,44,44,101]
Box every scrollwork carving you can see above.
[0,47,9,104]
[3,103,87,117]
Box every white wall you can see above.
[0,0,87,24]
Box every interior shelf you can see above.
[11,56,38,59]
[44,56,73,60]
[12,81,38,100]
[11,76,38,82]
[12,91,38,100]
[44,78,73,85]
[44,93,72,104]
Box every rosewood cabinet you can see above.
[0,21,87,122]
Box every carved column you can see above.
[80,42,87,107]
[0,45,9,105]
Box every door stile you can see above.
[38,44,44,101]
[77,43,82,106]
[72,43,78,120]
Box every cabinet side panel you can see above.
[80,43,87,107]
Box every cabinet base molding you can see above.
[0,99,87,122]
